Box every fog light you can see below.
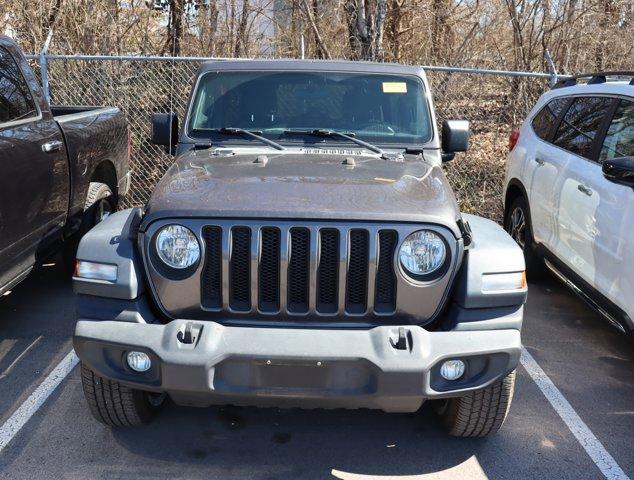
[440,359,465,381]
[127,351,151,372]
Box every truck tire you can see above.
[80,363,165,427]
[504,196,544,279]
[84,182,116,227]
[434,370,516,437]
[63,182,116,271]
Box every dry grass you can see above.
[444,131,508,224]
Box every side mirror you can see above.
[151,112,179,154]
[602,156,634,187]
[441,120,470,162]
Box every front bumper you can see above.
[74,319,521,413]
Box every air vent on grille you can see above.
[317,229,339,313]
[346,229,369,314]
[230,226,251,311]
[259,227,280,312]
[375,230,397,313]
[287,228,310,313]
[201,226,222,309]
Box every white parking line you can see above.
[520,347,629,480]
[0,350,78,453]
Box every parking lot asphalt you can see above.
[0,258,632,479]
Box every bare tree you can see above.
[344,0,388,60]
[42,0,63,40]
[0,0,631,72]
[164,0,183,55]
[206,1,220,55]
[430,0,452,62]
[301,0,331,58]
[594,0,618,70]
[384,0,413,62]
[234,0,250,56]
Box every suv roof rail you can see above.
[553,71,634,89]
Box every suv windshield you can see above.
[187,71,433,147]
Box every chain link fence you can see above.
[34,55,552,223]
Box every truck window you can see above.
[188,71,433,146]
[599,99,633,162]
[0,46,38,125]
[553,96,613,159]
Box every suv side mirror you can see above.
[441,120,470,162]
[602,156,634,187]
[151,112,179,154]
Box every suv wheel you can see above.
[434,370,516,437]
[80,363,165,427]
[504,196,544,278]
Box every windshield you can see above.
[187,71,433,147]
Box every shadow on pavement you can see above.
[104,370,591,480]
[0,258,76,424]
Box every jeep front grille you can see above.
[200,223,398,316]
[144,220,460,325]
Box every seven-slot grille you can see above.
[201,224,398,316]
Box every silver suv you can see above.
[504,72,633,333]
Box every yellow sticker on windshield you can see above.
[382,82,407,93]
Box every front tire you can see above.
[504,196,544,279]
[80,363,165,427]
[434,371,516,437]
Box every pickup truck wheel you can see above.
[85,182,115,226]
[504,196,544,279]
[80,363,165,427]
[62,183,116,272]
[433,370,516,437]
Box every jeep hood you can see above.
[142,150,461,236]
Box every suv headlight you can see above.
[155,224,200,269]
[399,230,447,278]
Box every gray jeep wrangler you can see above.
[73,60,526,437]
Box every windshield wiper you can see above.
[205,127,286,151]
[283,129,387,159]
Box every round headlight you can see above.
[155,224,200,269]
[399,230,447,278]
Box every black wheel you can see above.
[80,363,165,427]
[433,371,516,437]
[504,195,544,279]
[63,182,116,271]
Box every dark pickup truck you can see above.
[0,36,130,294]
